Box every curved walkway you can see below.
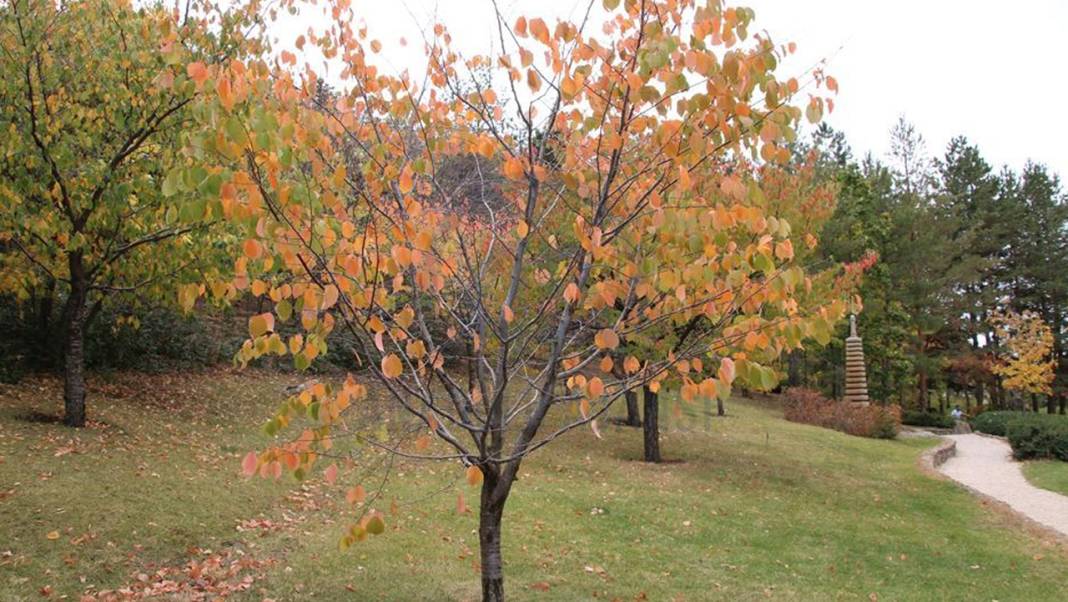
[938,434,1068,537]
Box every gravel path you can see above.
[938,434,1068,537]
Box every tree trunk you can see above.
[787,350,802,387]
[62,253,88,428]
[1059,393,1066,415]
[1031,393,1039,413]
[917,370,929,411]
[478,477,506,602]
[642,386,661,463]
[716,397,725,416]
[623,388,641,427]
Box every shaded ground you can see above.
[1,371,1067,600]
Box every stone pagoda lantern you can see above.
[843,314,870,405]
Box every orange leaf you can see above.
[465,465,483,486]
[503,157,525,181]
[526,69,541,92]
[399,165,414,194]
[587,377,605,398]
[322,285,340,309]
[599,355,614,373]
[529,18,549,44]
[187,61,208,84]
[381,354,403,378]
[346,485,367,504]
[324,463,338,485]
[243,239,263,259]
[594,329,619,350]
[564,282,580,303]
[241,451,258,476]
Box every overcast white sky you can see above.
[318,0,1068,178]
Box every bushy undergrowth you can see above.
[1004,415,1068,461]
[971,410,1068,461]
[782,387,900,439]
[971,411,1026,437]
[902,410,955,429]
[0,295,373,382]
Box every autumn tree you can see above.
[990,309,1056,400]
[1000,164,1068,412]
[0,0,257,425]
[183,0,841,598]
[622,153,852,463]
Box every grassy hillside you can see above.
[1,371,1065,600]
[1023,460,1068,497]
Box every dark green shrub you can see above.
[902,410,954,429]
[1005,415,1068,461]
[971,411,1027,436]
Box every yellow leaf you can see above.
[249,313,274,337]
[396,306,415,329]
[406,339,426,358]
[46,530,60,540]
[381,354,403,378]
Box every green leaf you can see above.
[276,299,292,322]
[366,515,385,535]
[162,169,181,197]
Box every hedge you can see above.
[971,411,1027,437]
[902,411,955,429]
[1004,415,1068,461]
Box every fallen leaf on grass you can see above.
[45,530,60,540]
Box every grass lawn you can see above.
[1022,460,1068,497]
[2,370,1067,601]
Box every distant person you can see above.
[950,405,972,433]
